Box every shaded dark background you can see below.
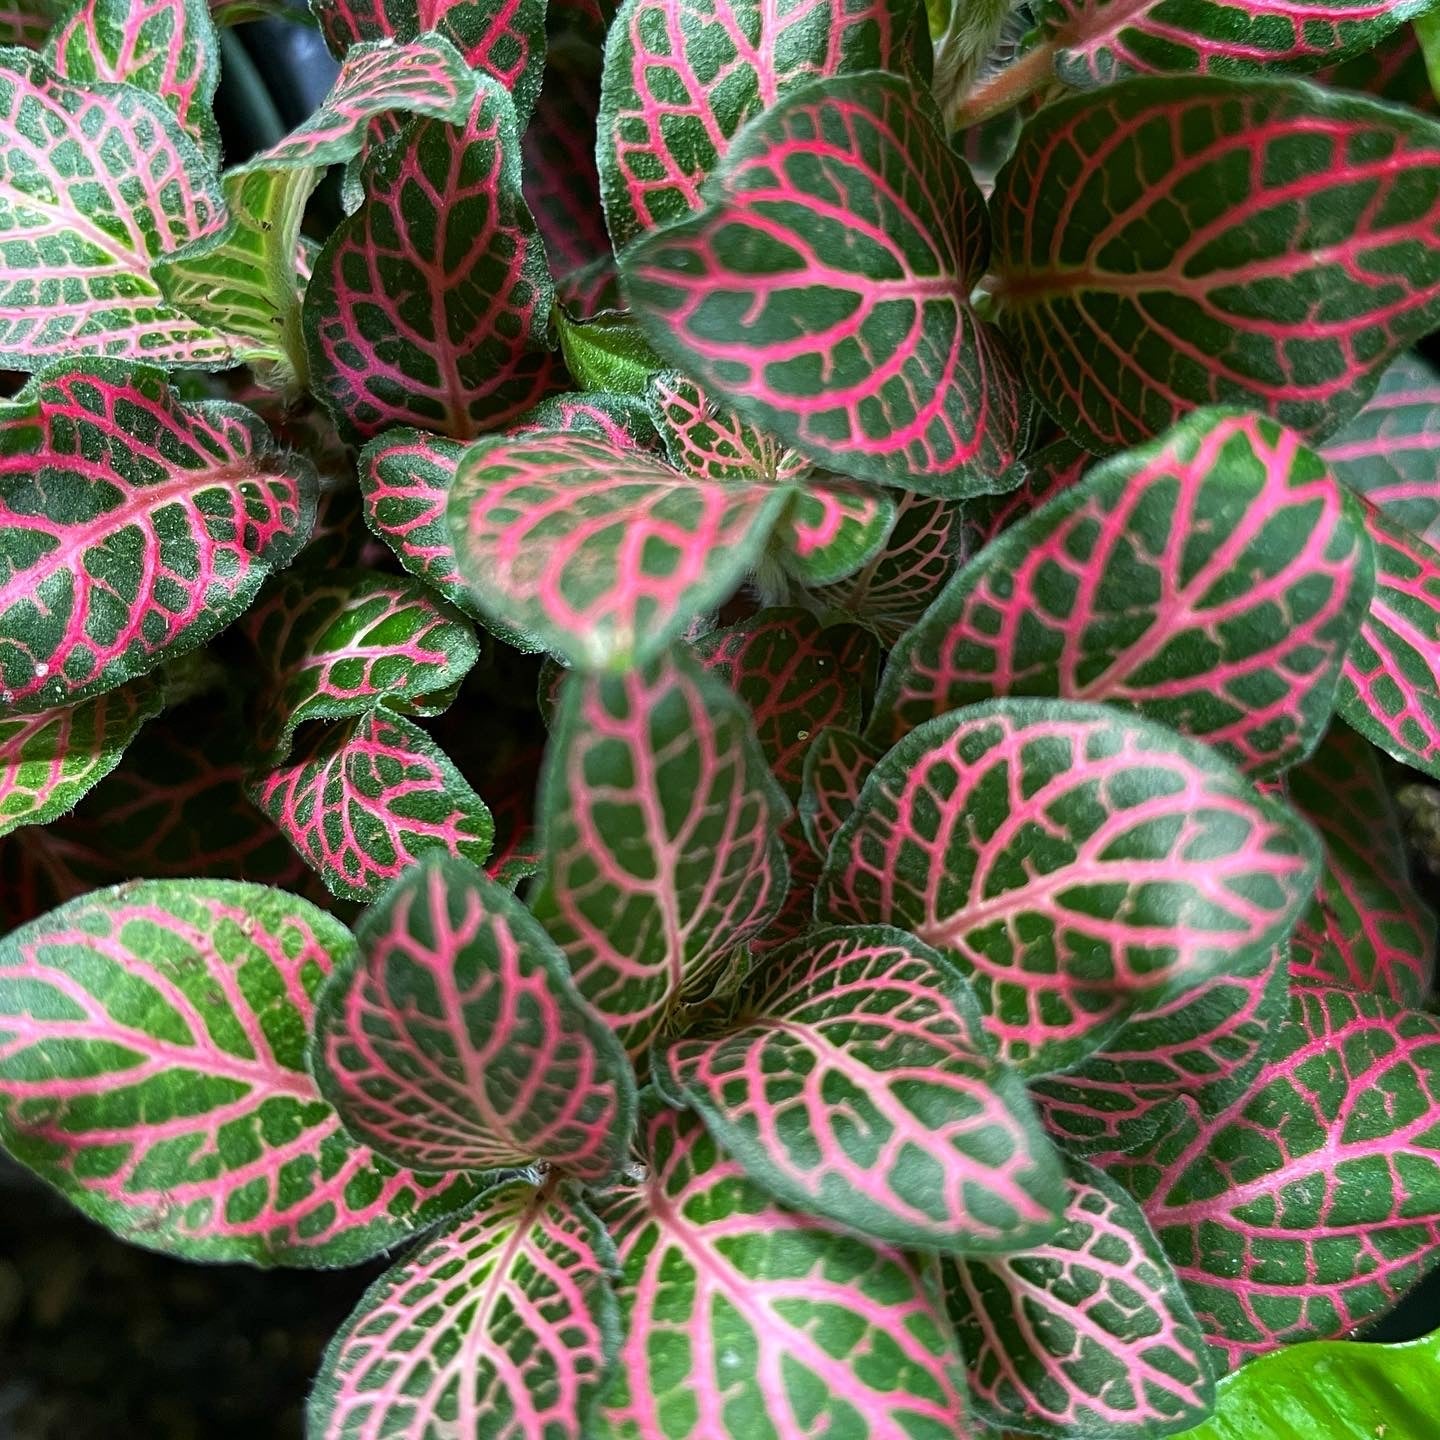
[4,10,1440,1439]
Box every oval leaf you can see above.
[0,880,479,1264]
[313,854,636,1180]
[819,699,1321,1075]
[798,724,883,858]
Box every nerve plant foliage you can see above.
[3,0,1440,1434]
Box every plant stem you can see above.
[950,42,1055,130]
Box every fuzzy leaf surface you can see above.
[314,855,635,1178]
[310,1176,619,1440]
[799,725,882,858]
[990,76,1440,452]
[1104,986,1440,1366]
[0,365,314,714]
[0,880,479,1264]
[658,924,1065,1254]
[533,648,790,1057]
[592,1101,972,1439]
[447,431,788,670]
[948,1157,1214,1437]
[622,72,1031,495]
[871,409,1374,777]
[819,699,1321,1075]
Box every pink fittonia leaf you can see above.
[0,365,315,714]
[1102,986,1440,1367]
[650,373,899,586]
[657,924,1065,1254]
[47,0,220,156]
[798,725,883,858]
[947,1157,1214,1437]
[0,678,161,840]
[0,50,238,367]
[871,410,1375,778]
[596,0,909,248]
[242,568,478,761]
[314,853,635,1178]
[0,0,58,45]
[819,699,1321,1075]
[0,826,93,931]
[0,880,481,1264]
[1337,503,1440,779]
[304,78,557,442]
[621,72,1032,496]
[1320,21,1439,110]
[1029,942,1290,1157]
[446,430,789,670]
[247,709,494,905]
[312,0,547,124]
[592,1100,972,1439]
[1321,350,1440,542]
[513,390,662,451]
[557,253,624,319]
[1287,723,1436,1005]
[811,489,964,646]
[691,607,878,800]
[310,1176,619,1440]
[1033,0,1432,91]
[957,438,1092,556]
[990,76,1440,453]
[532,648,790,1058]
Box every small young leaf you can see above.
[0,364,315,714]
[446,431,789,670]
[947,1157,1215,1438]
[657,923,1065,1254]
[0,680,161,839]
[0,880,480,1264]
[820,699,1321,1075]
[533,647,790,1057]
[622,72,1031,496]
[798,725,883,857]
[242,569,478,761]
[1337,504,1440,779]
[248,709,494,904]
[304,78,558,441]
[597,0,911,247]
[310,1176,619,1440]
[991,76,1440,452]
[314,854,635,1178]
[1102,986,1440,1366]
[592,1101,971,1439]
[871,409,1375,778]
[1287,722,1436,1005]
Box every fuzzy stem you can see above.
[950,41,1055,130]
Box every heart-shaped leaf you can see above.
[533,647,790,1057]
[591,1100,972,1439]
[1029,942,1290,1156]
[304,78,557,441]
[819,699,1321,1075]
[0,50,238,366]
[0,679,161,839]
[871,409,1375,778]
[1337,504,1440,779]
[1321,351,1440,542]
[313,0,547,125]
[596,0,911,248]
[247,709,494,904]
[657,924,1065,1254]
[47,0,219,156]
[799,725,883,858]
[242,569,478,760]
[314,854,635,1178]
[1101,986,1440,1367]
[622,72,1032,495]
[1287,722,1436,1005]
[447,431,789,669]
[0,880,480,1264]
[310,1176,619,1440]
[990,76,1440,452]
[812,489,964,645]
[0,365,315,714]
[947,1156,1215,1437]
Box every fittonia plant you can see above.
[2,0,1440,1434]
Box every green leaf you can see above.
[557,310,666,396]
